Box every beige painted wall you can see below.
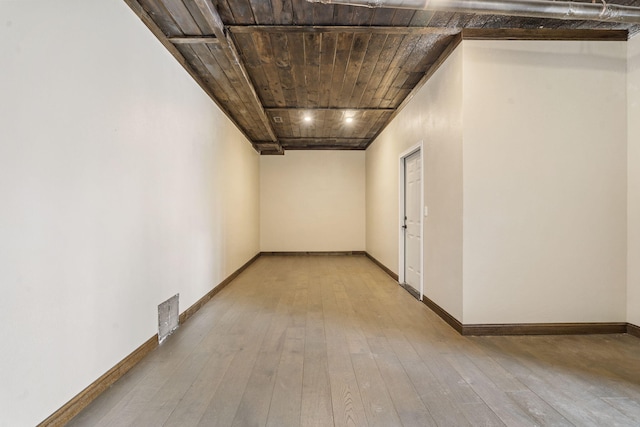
[629,35,640,327]
[0,2,259,425]
[462,40,628,324]
[366,40,628,325]
[260,151,365,252]
[366,47,464,320]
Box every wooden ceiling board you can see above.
[212,0,235,22]
[271,0,294,24]
[427,11,455,27]
[253,32,286,106]
[314,3,337,25]
[357,33,402,107]
[139,0,182,36]
[159,0,204,34]
[227,0,256,24]
[290,0,311,25]
[447,12,476,28]
[371,34,421,108]
[390,8,418,26]
[370,8,398,26]
[352,5,375,25]
[286,32,306,106]
[327,32,353,107]
[347,33,387,107]
[184,1,218,32]
[302,32,320,107]
[379,34,436,108]
[126,0,640,153]
[233,33,276,106]
[249,0,275,24]
[339,32,374,105]
[271,33,297,104]
[407,10,435,27]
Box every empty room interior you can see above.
[3,0,640,426]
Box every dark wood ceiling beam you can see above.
[193,0,226,39]
[283,146,367,151]
[461,28,628,41]
[265,107,395,112]
[227,24,630,40]
[228,25,460,35]
[280,138,370,150]
[279,138,369,142]
[193,0,281,148]
[168,36,219,44]
[254,141,285,155]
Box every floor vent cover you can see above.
[158,294,179,344]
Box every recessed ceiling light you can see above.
[304,115,312,122]
[345,117,353,123]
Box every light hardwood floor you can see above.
[68,256,640,426]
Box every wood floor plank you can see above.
[229,346,281,427]
[486,336,637,426]
[400,360,473,426]
[129,352,212,426]
[506,390,575,426]
[65,357,157,427]
[601,397,640,421]
[300,279,334,427]
[266,326,305,427]
[322,272,368,427]
[446,352,566,426]
[230,274,297,427]
[195,280,279,426]
[161,344,239,426]
[351,353,402,426]
[374,352,438,426]
[67,256,640,427]
[514,336,640,425]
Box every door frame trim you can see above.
[398,141,424,300]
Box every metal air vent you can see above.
[158,294,179,343]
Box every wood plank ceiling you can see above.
[126,0,638,154]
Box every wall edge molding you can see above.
[179,252,261,324]
[628,323,640,338]
[420,294,464,334]
[364,252,399,281]
[40,252,262,426]
[463,322,628,336]
[261,251,367,257]
[37,335,158,427]
[363,254,637,338]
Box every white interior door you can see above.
[403,150,422,297]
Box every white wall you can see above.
[462,40,627,324]
[260,151,365,251]
[629,35,640,327]
[0,2,259,426]
[366,47,464,320]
